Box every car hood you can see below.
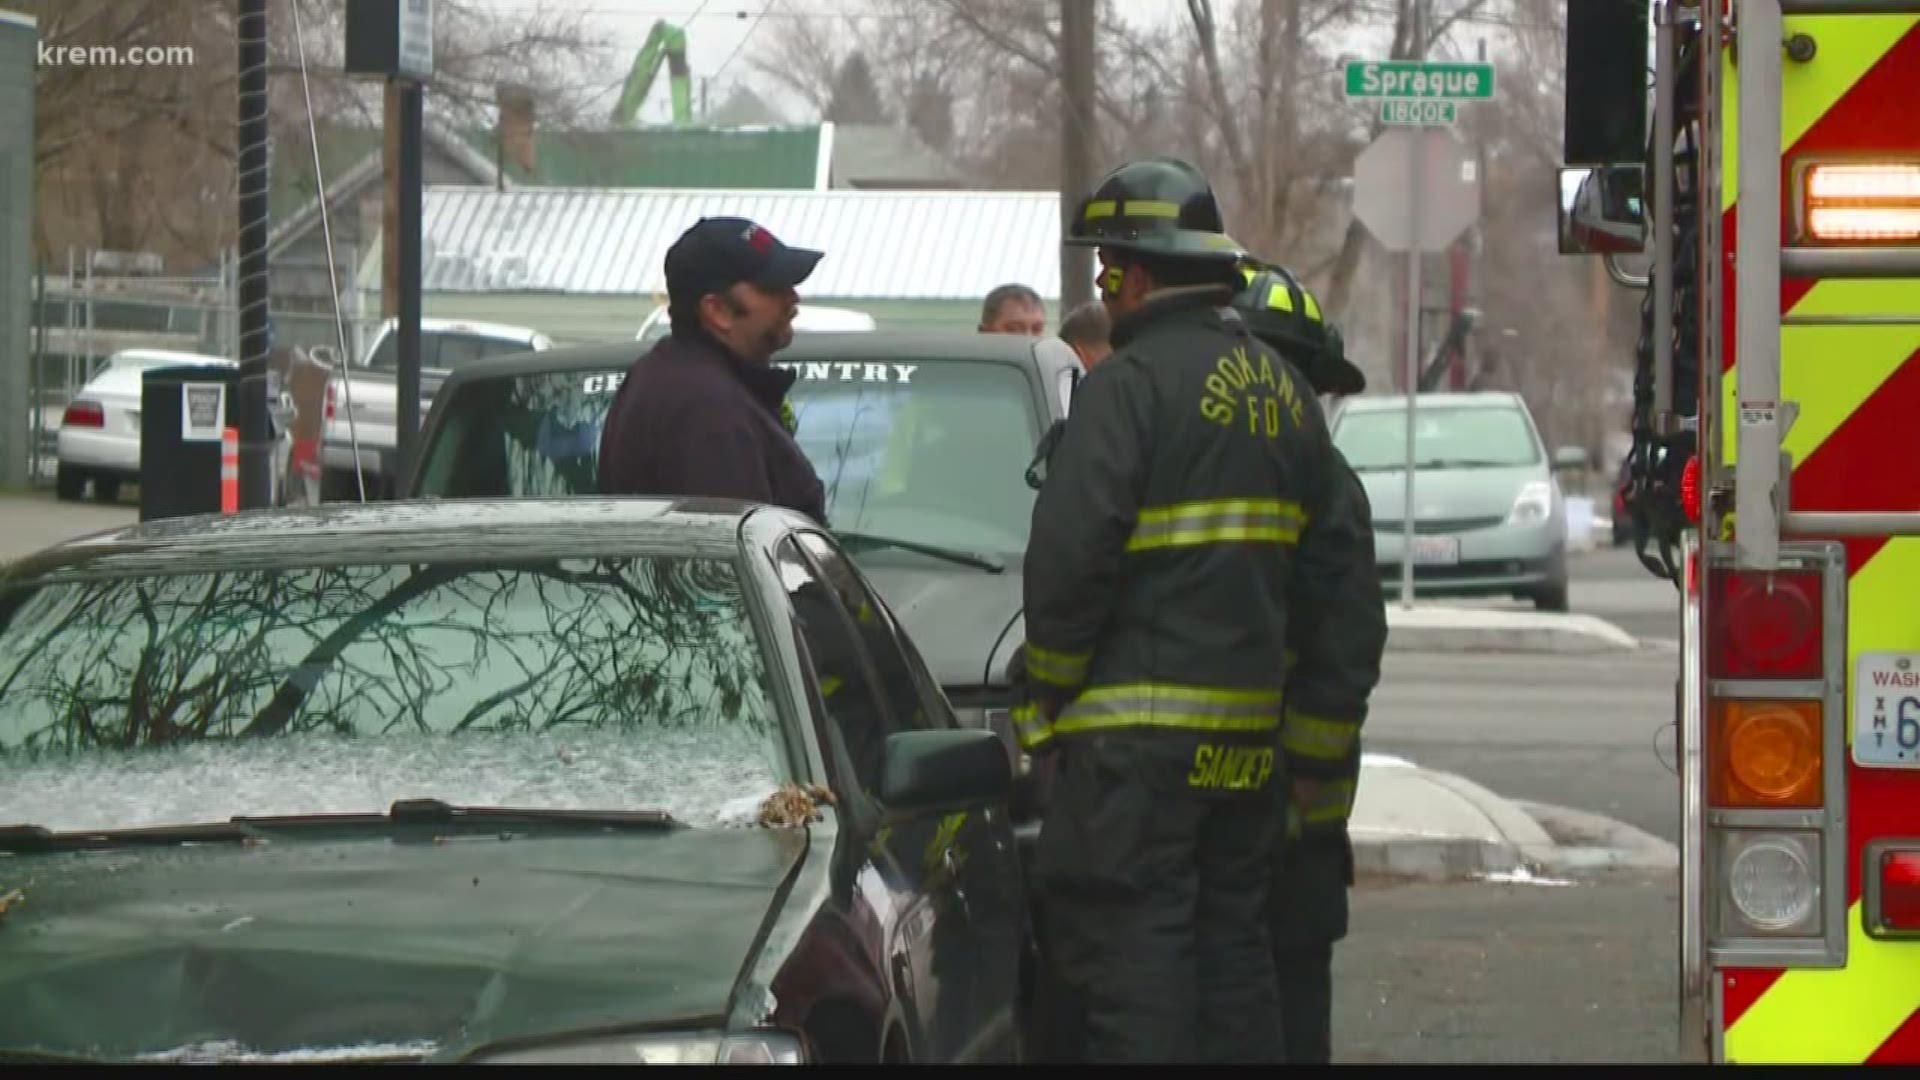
[1354,463,1543,523]
[0,827,807,1062]
[860,567,1024,690]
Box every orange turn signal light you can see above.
[1710,699,1824,809]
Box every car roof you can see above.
[434,330,1061,385]
[1336,391,1528,412]
[3,498,813,580]
[372,316,546,342]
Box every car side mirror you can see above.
[1553,446,1590,471]
[878,729,1013,819]
[1026,419,1067,491]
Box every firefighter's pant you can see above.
[1034,735,1282,1062]
[1269,831,1351,1063]
[1275,943,1333,1063]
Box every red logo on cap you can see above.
[744,225,775,255]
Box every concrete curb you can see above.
[1385,605,1639,655]
[1513,800,1680,876]
[1350,766,1560,881]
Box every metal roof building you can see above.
[349,186,1068,344]
[411,186,1063,300]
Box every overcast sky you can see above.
[466,0,1426,127]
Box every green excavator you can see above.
[612,19,693,126]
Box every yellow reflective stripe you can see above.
[1280,708,1360,760]
[1011,701,1053,751]
[1054,682,1282,737]
[1302,290,1322,321]
[1264,283,1296,313]
[1299,779,1357,825]
[1024,643,1090,688]
[1084,198,1180,221]
[1724,902,1920,1063]
[820,675,843,698]
[1128,498,1307,551]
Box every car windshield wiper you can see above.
[0,799,678,853]
[835,530,1006,573]
[1415,458,1515,469]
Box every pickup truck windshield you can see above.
[417,358,1043,559]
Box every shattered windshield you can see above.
[422,358,1042,560]
[0,555,790,833]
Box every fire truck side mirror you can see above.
[1558,165,1648,256]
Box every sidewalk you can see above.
[1349,753,1677,883]
[1385,604,1639,655]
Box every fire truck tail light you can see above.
[1680,454,1701,524]
[1720,830,1823,937]
[1706,570,1823,680]
[1800,162,1920,244]
[1709,699,1823,808]
[1869,846,1920,936]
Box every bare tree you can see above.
[9,0,604,268]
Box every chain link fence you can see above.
[25,251,381,489]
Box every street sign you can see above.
[1352,127,1480,253]
[1345,60,1495,100]
[1380,99,1457,126]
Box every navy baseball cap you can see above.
[664,216,824,301]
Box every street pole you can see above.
[396,77,423,486]
[1400,0,1425,609]
[1059,0,1097,312]
[236,0,273,510]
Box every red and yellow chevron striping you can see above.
[1714,10,1920,1065]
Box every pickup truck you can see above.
[406,331,1082,770]
[322,317,553,500]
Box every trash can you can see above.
[140,364,240,522]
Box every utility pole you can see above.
[236,0,273,509]
[383,83,399,319]
[1059,0,1097,313]
[1398,0,1425,608]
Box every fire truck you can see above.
[1566,0,1920,1063]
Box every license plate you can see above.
[1409,535,1460,566]
[1853,652,1920,768]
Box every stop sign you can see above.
[1352,127,1480,253]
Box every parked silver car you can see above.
[1331,391,1587,611]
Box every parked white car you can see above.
[55,348,235,503]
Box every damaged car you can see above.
[0,498,1024,1064]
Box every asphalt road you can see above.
[1337,872,1697,1064]
[1377,543,1684,843]
[1343,543,1691,1063]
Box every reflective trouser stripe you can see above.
[1024,642,1091,690]
[1126,498,1307,552]
[1016,682,1283,751]
[1285,778,1358,841]
[1281,707,1361,763]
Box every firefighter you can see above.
[1230,259,1387,1064]
[1012,156,1367,1063]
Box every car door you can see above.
[775,535,969,1061]
[792,531,1022,1062]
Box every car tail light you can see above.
[1709,699,1823,808]
[1706,570,1823,680]
[324,382,337,421]
[1799,161,1920,244]
[62,400,104,428]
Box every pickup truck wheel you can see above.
[93,477,121,504]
